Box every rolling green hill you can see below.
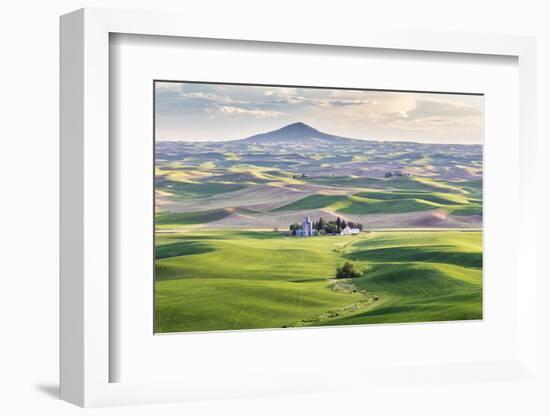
[156,208,234,225]
[155,230,482,332]
[273,194,347,211]
[156,180,248,200]
[273,189,481,216]
[355,190,470,205]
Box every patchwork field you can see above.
[156,124,482,231]
[155,122,483,332]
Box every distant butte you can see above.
[236,122,359,144]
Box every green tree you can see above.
[336,262,362,278]
[317,217,326,230]
[289,223,301,235]
[325,223,338,234]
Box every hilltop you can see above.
[236,122,359,145]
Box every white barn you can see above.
[341,225,360,235]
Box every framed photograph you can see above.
[60,8,539,408]
[153,81,484,334]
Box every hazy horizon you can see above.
[155,82,484,145]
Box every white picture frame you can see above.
[60,7,538,408]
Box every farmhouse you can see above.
[341,225,360,235]
[295,216,315,237]
[290,215,364,237]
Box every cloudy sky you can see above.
[155,82,483,144]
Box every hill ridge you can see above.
[236,122,360,144]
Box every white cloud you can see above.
[181,91,237,104]
[219,106,283,118]
[155,82,182,93]
[156,82,483,143]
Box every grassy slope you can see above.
[155,230,342,283]
[309,176,465,193]
[355,190,469,205]
[337,196,441,214]
[324,231,482,325]
[156,180,248,200]
[156,278,365,332]
[155,229,482,332]
[156,209,233,225]
[273,194,346,211]
[155,230,364,332]
[274,190,481,215]
[157,164,482,217]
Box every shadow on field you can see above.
[346,245,482,268]
[155,241,215,259]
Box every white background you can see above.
[112,34,519,383]
[1,1,549,415]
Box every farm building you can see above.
[295,216,315,237]
[341,225,360,235]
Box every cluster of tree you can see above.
[289,223,302,235]
[384,170,411,178]
[312,217,363,235]
[336,261,362,278]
